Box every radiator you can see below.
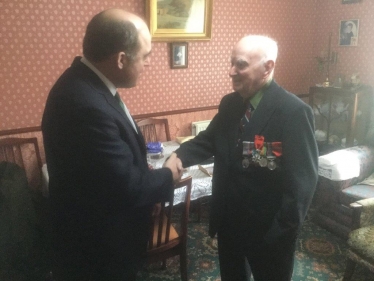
[191,120,211,136]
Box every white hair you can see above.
[241,35,278,63]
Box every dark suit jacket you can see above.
[42,57,173,270]
[176,81,318,245]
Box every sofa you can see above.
[313,144,374,239]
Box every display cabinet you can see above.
[308,85,372,154]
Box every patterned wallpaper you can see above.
[311,0,374,86]
[3,0,371,132]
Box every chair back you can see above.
[147,176,192,280]
[0,137,43,190]
[137,118,171,142]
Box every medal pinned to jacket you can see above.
[242,135,282,170]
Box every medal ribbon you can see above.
[270,142,282,157]
[254,135,265,150]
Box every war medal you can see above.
[242,141,253,168]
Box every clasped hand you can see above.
[163,152,183,182]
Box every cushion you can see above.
[318,145,374,181]
[319,149,361,180]
[348,225,374,264]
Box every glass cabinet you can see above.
[308,85,372,154]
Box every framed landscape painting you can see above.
[146,0,213,42]
[342,0,361,4]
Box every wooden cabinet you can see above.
[308,85,372,152]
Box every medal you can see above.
[242,141,253,156]
[259,157,268,167]
[254,135,265,165]
[242,157,250,168]
[267,156,277,170]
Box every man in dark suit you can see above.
[173,35,318,281]
[42,9,182,281]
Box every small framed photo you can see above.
[170,42,188,69]
[342,0,361,4]
[339,19,359,46]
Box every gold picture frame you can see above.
[146,0,213,42]
[342,0,361,3]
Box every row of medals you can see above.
[242,142,277,170]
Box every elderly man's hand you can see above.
[163,152,183,182]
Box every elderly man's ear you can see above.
[264,60,275,78]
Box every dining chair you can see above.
[0,137,43,190]
[0,137,52,280]
[136,118,171,142]
[146,176,192,281]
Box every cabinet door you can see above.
[311,87,371,150]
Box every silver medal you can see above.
[259,157,268,167]
[242,157,250,168]
[267,156,277,170]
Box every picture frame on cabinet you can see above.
[339,19,359,46]
[170,42,188,69]
[146,0,213,42]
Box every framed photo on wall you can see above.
[342,0,361,4]
[170,42,188,69]
[146,0,213,42]
[339,19,359,46]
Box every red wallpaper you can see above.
[312,0,374,86]
[0,0,347,132]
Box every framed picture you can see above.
[342,0,361,3]
[339,19,359,46]
[170,42,188,69]
[146,0,213,42]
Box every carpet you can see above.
[137,204,373,281]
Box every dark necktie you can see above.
[114,92,138,132]
[114,92,126,111]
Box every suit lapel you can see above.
[73,58,140,136]
[245,81,285,137]
[227,94,247,164]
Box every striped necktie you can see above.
[114,92,138,133]
[240,102,254,134]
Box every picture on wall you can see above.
[170,42,188,69]
[342,0,360,4]
[146,0,213,42]
[339,19,359,46]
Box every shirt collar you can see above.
[249,79,272,109]
[81,57,117,97]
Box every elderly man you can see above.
[173,35,318,281]
[42,9,182,281]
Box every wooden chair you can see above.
[0,137,52,280]
[0,137,43,190]
[136,118,171,142]
[342,198,374,280]
[147,176,192,281]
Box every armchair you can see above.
[342,198,374,280]
[313,145,374,239]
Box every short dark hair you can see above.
[83,13,139,62]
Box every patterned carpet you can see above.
[138,204,373,281]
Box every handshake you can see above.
[163,152,184,182]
